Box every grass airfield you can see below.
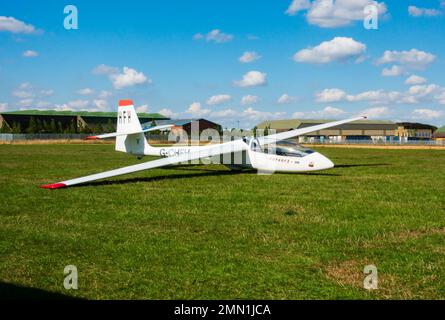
[1,143,444,299]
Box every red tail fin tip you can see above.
[119,99,134,107]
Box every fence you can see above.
[1,133,444,146]
[0,133,91,141]
[302,138,445,146]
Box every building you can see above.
[395,122,437,141]
[0,109,169,133]
[148,119,222,137]
[433,125,445,141]
[256,119,397,142]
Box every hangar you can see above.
[148,119,223,136]
[395,122,437,141]
[0,109,169,133]
[256,119,398,142]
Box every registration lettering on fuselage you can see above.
[160,148,191,157]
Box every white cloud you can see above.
[77,88,94,95]
[0,102,9,111]
[136,104,149,113]
[210,109,239,119]
[360,106,390,119]
[90,99,108,111]
[315,106,346,118]
[98,90,112,98]
[36,101,51,108]
[285,0,311,15]
[206,94,231,105]
[277,94,297,104]
[40,90,54,97]
[381,65,405,77]
[435,90,445,105]
[408,6,442,17]
[0,16,38,34]
[234,71,267,87]
[292,106,346,119]
[316,83,445,106]
[193,29,234,43]
[285,0,387,28]
[242,107,286,121]
[239,51,261,63]
[12,89,33,99]
[158,108,175,118]
[377,49,436,70]
[293,37,366,64]
[68,100,89,109]
[22,50,38,57]
[54,104,71,111]
[241,95,260,105]
[109,67,150,89]
[315,88,348,103]
[92,64,119,75]
[408,84,438,96]
[18,99,33,108]
[412,108,443,119]
[405,75,427,85]
[187,102,210,117]
[11,83,54,101]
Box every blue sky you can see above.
[1,0,445,128]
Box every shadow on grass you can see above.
[334,163,391,168]
[71,169,246,188]
[0,281,81,300]
[68,163,358,188]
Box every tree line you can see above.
[0,117,115,134]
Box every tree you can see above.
[27,117,38,133]
[95,124,104,134]
[12,122,21,134]
[264,125,269,136]
[36,118,43,133]
[50,119,57,133]
[42,120,51,132]
[252,126,258,138]
[0,121,11,133]
[106,119,115,132]
[69,119,77,133]
[57,121,64,133]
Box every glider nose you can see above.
[308,153,334,170]
[318,154,334,170]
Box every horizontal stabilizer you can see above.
[85,124,173,140]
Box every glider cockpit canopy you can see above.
[245,137,314,158]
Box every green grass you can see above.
[1,144,445,299]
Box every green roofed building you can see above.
[433,125,445,141]
[256,119,398,142]
[0,109,169,134]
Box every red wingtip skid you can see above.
[119,99,133,107]
[40,183,67,189]
[85,136,98,140]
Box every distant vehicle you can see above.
[40,100,366,188]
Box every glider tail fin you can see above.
[115,99,151,155]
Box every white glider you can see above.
[40,99,366,189]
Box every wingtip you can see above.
[362,115,368,119]
[84,136,98,140]
[40,183,67,189]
